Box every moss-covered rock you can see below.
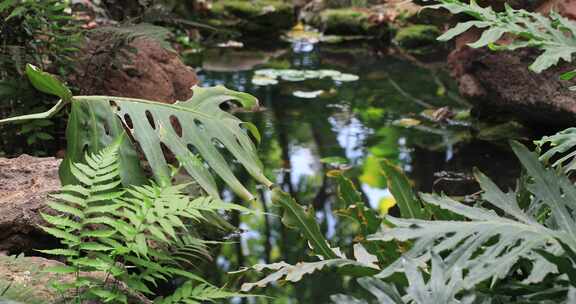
[315,8,387,36]
[210,0,295,36]
[394,24,440,50]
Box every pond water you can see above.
[0,39,524,303]
[189,41,522,302]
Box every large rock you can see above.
[448,46,576,127]
[0,155,61,254]
[208,0,295,37]
[73,33,198,103]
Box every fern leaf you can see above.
[50,192,87,207]
[36,249,79,256]
[41,226,81,244]
[41,213,82,230]
[79,242,113,251]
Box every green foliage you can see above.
[155,282,249,304]
[0,254,45,304]
[535,127,576,173]
[0,0,80,73]
[379,160,427,219]
[241,129,576,303]
[0,66,273,201]
[429,0,576,72]
[40,138,248,303]
[331,253,478,304]
[0,0,79,154]
[272,188,338,259]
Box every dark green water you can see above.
[191,42,521,303]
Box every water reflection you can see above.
[193,41,520,302]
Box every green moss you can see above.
[394,24,441,49]
[210,0,295,35]
[313,8,389,37]
[213,0,292,18]
[320,8,371,35]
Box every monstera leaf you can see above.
[0,65,273,201]
[73,86,272,201]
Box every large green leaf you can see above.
[61,100,146,186]
[25,64,72,101]
[429,1,576,73]
[380,159,427,219]
[331,253,481,304]
[535,127,576,173]
[369,142,575,291]
[69,86,272,200]
[237,243,380,292]
[271,188,337,259]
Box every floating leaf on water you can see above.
[318,69,342,78]
[293,90,324,98]
[332,73,360,82]
[252,75,278,86]
[254,69,280,78]
[395,118,421,127]
[253,68,355,83]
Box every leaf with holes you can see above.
[68,86,272,200]
[61,101,146,186]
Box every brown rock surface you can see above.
[448,47,576,126]
[0,254,153,304]
[73,33,198,103]
[0,155,61,254]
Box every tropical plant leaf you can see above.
[331,170,382,237]
[155,282,250,304]
[237,256,379,292]
[61,100,146,186]
[73,86,272,200]
[1,67,272,199]
[380,159,427,219]
[25,64,72,101]
[429,0,576,73]
[370,142,576,291]
[535,127,576,173]
[271,188,337,259]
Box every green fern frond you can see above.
[155,282,249,304]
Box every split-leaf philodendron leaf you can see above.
[0,66,273,201]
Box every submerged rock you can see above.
[448,47,576,127]
[73,33,198,103]
[0,155,61,254]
